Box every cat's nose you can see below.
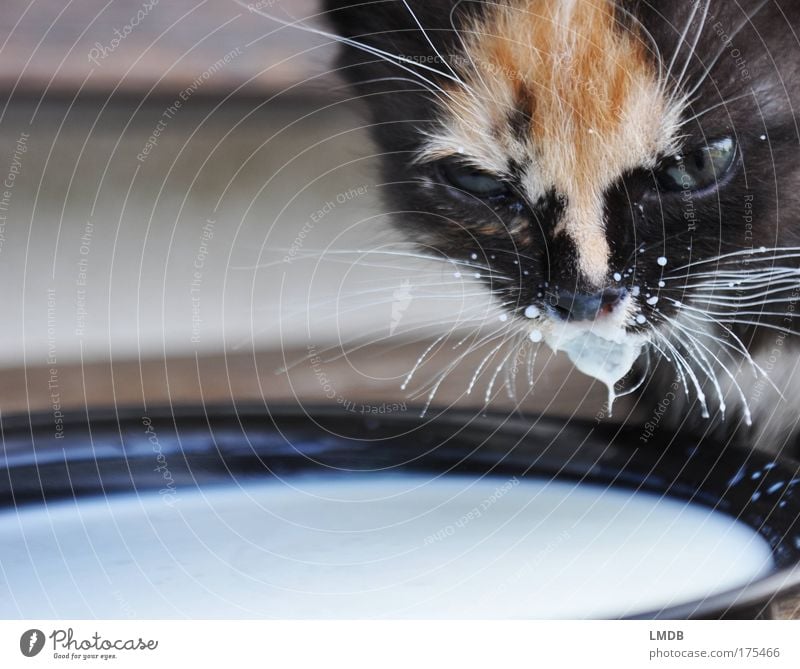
[549,287,626,322]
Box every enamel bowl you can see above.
[0,405,798,619]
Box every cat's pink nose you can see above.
[549,288,626,322]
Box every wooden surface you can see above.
[0,342,610,417]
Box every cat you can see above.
[315,0,800,456]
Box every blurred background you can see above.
[0,0,611,419]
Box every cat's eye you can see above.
[438,160,511,198]
[656,137,736,192]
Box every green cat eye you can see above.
[439,160,511,198]
[656,137,736,193]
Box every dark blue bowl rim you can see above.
[0,403,798,620]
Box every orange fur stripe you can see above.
[421,0,684,286]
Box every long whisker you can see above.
[505,336,530,403]
[243,247,517,280]
[274,286,499,322]
[678,90,755,128]
[671,312,786,398]
[401,332,452,391]
[647,333,690,400]
[235,0,475,91]
[273,306,494,374]
[685,292,800,310]
[682,0,772,100]
[662,271,800,287]
[400,0,466,86]
[678,306,800,338]
[665,0,702,92]
[673,0,712,96]
[413,328,512,415]
[661,314,727,416]
[486,322,534,406]
[467,338,510,395]
[526,337,540,388]
[651,328,710,417]
[667,246,800,272]
[485,337,523,405]
[666,314,758,425]
[408,319,513,394]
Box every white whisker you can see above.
[678,308,800,338]
[651,329,710,417]
[673,0,712,95]
[665,314,758,425]
[662,314,727,416]
[678,90,755,128]
[668,246,800,272]
[648,334,690,400]
[682,0,772,100]
[401,332,451,391]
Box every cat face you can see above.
[324,0,800,414]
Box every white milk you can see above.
[0,475,773,618]
[541,314,647,415]
[548,329,644,414]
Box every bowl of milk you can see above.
[0,405,798,619]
